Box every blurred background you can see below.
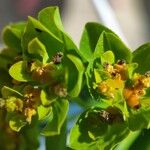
[0,0,150,50]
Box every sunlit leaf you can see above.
[8,113,27,132]
[67,54,84,97]
[101,50,115,64]
[133,43,150,74]
[37,105,52,121]
[41,99,69,136]
[80,23,117,62]
[1,86,23,98]
[2,22,25,52]
[9,61,31,82]
[28,37,49,63]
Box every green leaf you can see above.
[37,105,52,121]
[69,107,130,150]
[128,129,150,150]
[67,54,84,97]
[127,63,138,78]
[79,23,118,62]
[94,69,102,84]
[0,48,18,70]
[132,43,150,74]
[21,117,40,150]
[93,32,105,59]
[8,113,27,132]
[1,86,23,98]
[2,22,25,52]
[40,99,69,136]
[22,16,63,58]
[102,32,132,63]
[101,50,115,64]
[85,61,95,97]
[128,108,150,131]
[38,6,64,39]
[38,6,80,56]
[40,90,56,106]
[28,37,49,63]
[9,61,31,82]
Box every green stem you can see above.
[45,120,67,150]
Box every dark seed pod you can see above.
[99,110,110,123]
[117,59,126,65]
[52,52,64,64]
[145,71,150,77]
[100,107,123,124]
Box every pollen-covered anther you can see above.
[114,62,128,80]
[24,108,36,123]
[136,89,146,96]
[97,82,114,98]
[123,88,141,109]
[97,81,108,93]
[134,74,150,88]
[141,77,150,88]
[6,97,23,112]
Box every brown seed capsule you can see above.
[52,52,63,64]
[145,71,150,77]
[100,107,123,124]
[99,110,110,122]
[117,59,126,65]
[54,84,68,97]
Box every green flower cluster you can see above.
[0,6,84,149]
[70,23,150,149]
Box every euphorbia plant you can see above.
[0,6,150,150]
